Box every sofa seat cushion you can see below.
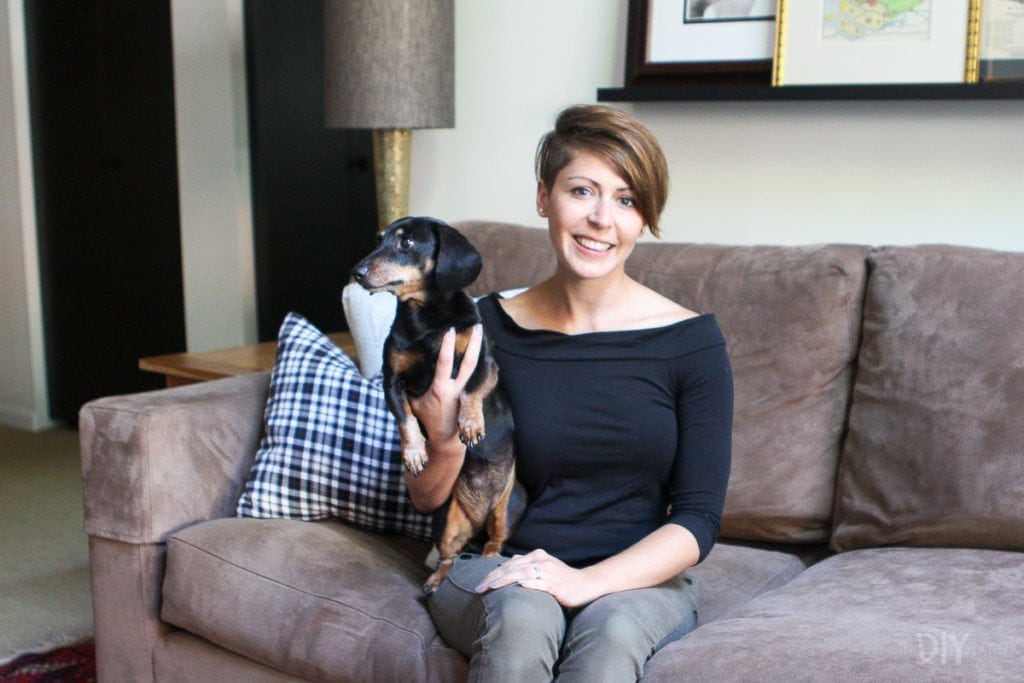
[154,631,303,682]
[687,541,828,625]
[642,547,1024,681]
[161,518,466,681]
[834,245,1024,552]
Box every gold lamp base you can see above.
[372,128,411,232]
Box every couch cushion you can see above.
[643,547,1024,681]
[634,241,869,543]
[457,221,556,297]
[161,518,466,681]
[154,631,303,682]
[686,541,827,625]
[834,246,1024,552]
[236,313,433,542]
[458,221,869,544]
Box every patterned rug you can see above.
[0,640,94,682]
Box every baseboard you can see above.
[0,404,55,431]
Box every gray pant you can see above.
[427,554,698,682]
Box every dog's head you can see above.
[351,217,483,301]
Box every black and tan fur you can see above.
[352,216,523,593]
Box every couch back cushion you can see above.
[458,220,557,295]
[833,246,1024,552]
[458,221,869,544]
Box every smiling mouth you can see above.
[574,235,613,253]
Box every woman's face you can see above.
[537,149,646,284]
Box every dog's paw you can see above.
[480,542,502,558]
[403,448,429,476]
[458,418,486,446]
[423,567,449,595]
[423,572,442,594]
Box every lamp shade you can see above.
[324,0,454,129]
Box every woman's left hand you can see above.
[475,549,597,608]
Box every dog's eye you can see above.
[400,235,415,250]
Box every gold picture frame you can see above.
[980,0,1024,81]
[773,1,982,86]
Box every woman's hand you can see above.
[475,549,598,608]
[408,324,483,443]
[475,526,702,608]
[403,325,484,512]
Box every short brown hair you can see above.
[535,105,669,237]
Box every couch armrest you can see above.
[80,372,270,544]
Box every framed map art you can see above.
[773,0,982,86]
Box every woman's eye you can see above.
[619,196,636,208]
[571,186,593,197]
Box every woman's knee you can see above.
[482,585,564,641]
[565,604,651,655]
[558,580,698,680]
[472,587,564,681]
[429,556,566,677]
[558,608,657,681]
[427,555,505,657]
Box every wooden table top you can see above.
[139,331,357,385]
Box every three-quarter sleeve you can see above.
[667,342,734,563]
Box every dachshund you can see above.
[351,216,524,594]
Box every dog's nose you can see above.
[351,265,368,282]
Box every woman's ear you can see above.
[536,180,549,217]
[433,223,483,292]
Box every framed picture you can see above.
[625,0,778,86]
[773,0,982,86]
[980,0,1024,81]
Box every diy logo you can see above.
[916,631,969,666]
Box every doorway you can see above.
[25,0,186,424]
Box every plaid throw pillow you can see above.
[236,312,432,542]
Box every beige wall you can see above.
[636,101,1024,249]
[1,0,48,430]
[2,0,1022,428]
[171,0,257,352]
[411,1,1024,251]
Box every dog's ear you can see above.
[433,222,483,292]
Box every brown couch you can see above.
[79,221,1024,681]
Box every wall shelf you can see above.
[597,81,1024,103]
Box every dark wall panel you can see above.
[246,0,377,341]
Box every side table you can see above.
[139,332,357,387]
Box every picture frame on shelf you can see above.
[773,0,982,86]
[625,0,778,87]
[980,0,1024,81]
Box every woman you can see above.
[407,104,733,681]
